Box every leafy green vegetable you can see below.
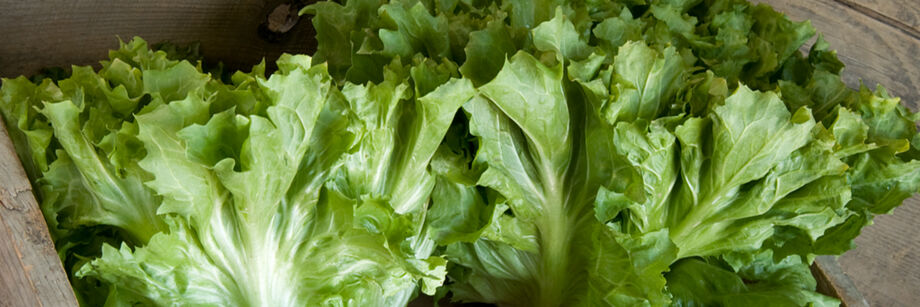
[667,250,839,307]
[2,39,461,306]
[1,0,919,306]
[299,0,918,305]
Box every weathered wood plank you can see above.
[755,0,920,110]
[0,116,77,307]
[811,256,869,307]
[757,1,920,306]
[845,0,920,35]
[0,0,315,78]
[840,197,920,307]
[0,217,40,307]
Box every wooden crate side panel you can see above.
[0,0,315,78]
[0,116,77,306]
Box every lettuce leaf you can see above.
[1,0,919,306]
[2,39,463,307]
[667,250,839,307]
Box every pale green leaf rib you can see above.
[41,100,165,243]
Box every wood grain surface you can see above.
[0,115,77,306]
[0,0,316,78]
[0,0,919,306]
[754,0,920,108]
[846,0,920,34]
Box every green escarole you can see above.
[0,0,918,306]
[437,47,855,306]
[77,54,452,305]
[1,41,465,306]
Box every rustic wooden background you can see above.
[1,0,918,306]
[0,0,316,77]
[0,117,76,307]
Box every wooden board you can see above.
[0,0,316,77]
[0,115,77,306]
[812,256,870,307]
[756,0,920,306]
[847,0,920,33]
[754,0,920,108]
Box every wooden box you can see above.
[1,0,918,306]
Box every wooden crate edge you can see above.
[0,115,78,307]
